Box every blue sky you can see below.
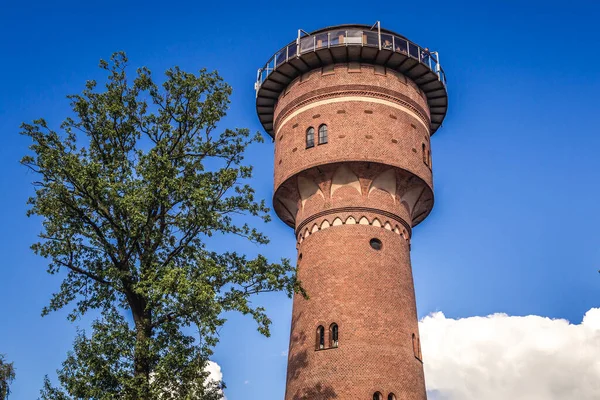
[1,0,600,399]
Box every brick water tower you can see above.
[254,22,448,400]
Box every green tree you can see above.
[21,52,303,400]
[0,354,15,400]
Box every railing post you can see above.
[377,21,381,50]
[392,35,395,52]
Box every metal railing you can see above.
[255,22,446,96]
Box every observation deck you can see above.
[255,23,448,137]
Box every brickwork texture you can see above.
[269,62,434,400]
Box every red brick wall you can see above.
[286,224,426,400]
[270,64,432,400]
[272,64,433,192]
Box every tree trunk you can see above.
[134,316,152,400]
[125,283,152,400]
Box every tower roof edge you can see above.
[254,23,448,138]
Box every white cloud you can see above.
[420,308,600,400]
[205,361,223,384]
[204,361,226,399]
[151,360,225,398]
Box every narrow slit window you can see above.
[316,325,325,350]
[330,323,339,348]
[412,333,418,357]
[306,127,315,148]
[318,124,328,144]
[413,333,422,361]
[422,143,428,166]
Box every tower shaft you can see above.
[288,222,425,399]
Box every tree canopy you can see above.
[0,354,16,400]
[21,52,303,399]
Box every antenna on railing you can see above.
[255,69,262,97]
[297,29,310,39]
[370,21,382,50]
[431,51,441,79]
[297,29,310,57]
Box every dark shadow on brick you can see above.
[286,348,308,382]
[285,311,337,399]
[289,310,307,346]
[287,310,308,382]
[292,382,338,400]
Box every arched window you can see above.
[318,124,328,144]
[316,325,325,350]
[388,394,397,400]
[330,323,339,348]
[373,392,383,400]
[306,127,315,148]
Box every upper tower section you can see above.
[256,23,448,232]
[255,22,448,137]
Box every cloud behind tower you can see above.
[420,308,600,400]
